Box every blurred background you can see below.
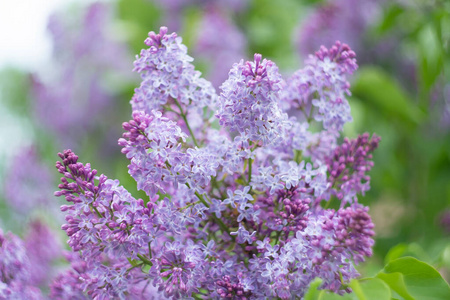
[0,0,449,292]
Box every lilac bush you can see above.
[51,27,380,299]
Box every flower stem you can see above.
[173,98,199,147]
[137,254,152,266]
[248,158,253,184]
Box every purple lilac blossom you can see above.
[132,27,217,116]
[3,146,54,214]
[282,41,357,132]
[53,27,379,299]
[32,2,133,149]
[0,229,44,299]
[217,53,290,146]
[193,6,247,88]
[24,220,62,287]
[296,0,418,92]
[54,149,170,298]
[324,133,381,205]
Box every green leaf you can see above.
[376,4,405,35]
[377,257,450,300]
[313,278,390,300]
[318,291,353,300]
[351,67,425,125]
[304,278,323,300]
[418,23,444,97]
[349,278,391,300]
[376,272,414,300]
[385,243,431,264]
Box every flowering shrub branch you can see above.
[52,27,381,299]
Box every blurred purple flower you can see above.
[3,146,54,214]
[31,2,134,149]
[193,6,247,88]
[297,0,379,61]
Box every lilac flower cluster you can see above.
[54,149,164,298]
[1,222,61,299]
[324,133,381,205]
[217,53,289,145]
[0,230,36,299]
[54,27,379,299]
[282,41,357,132]
[132,27,217,119]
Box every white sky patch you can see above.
[0,0,63,70]
[0,0,99,71]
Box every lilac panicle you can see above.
[0,230,29,285]
[51,26,380,299]
[282,41,357,132]
[335,204,375,264]
[217,53,289,145]
[54,149,162,298]
[324,133,381,204]
[55,149,154,257]
[132,27,217,117]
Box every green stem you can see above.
[126,263,144,273]
[92,206,113,230]
[173,98,199,147]
[194,191,233,239]
[178,200,201,211]
[294,150,302,164]
[137,254,152,266]
[248,158,253,184]
[274,230,282,245]
[323,197,333,209]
